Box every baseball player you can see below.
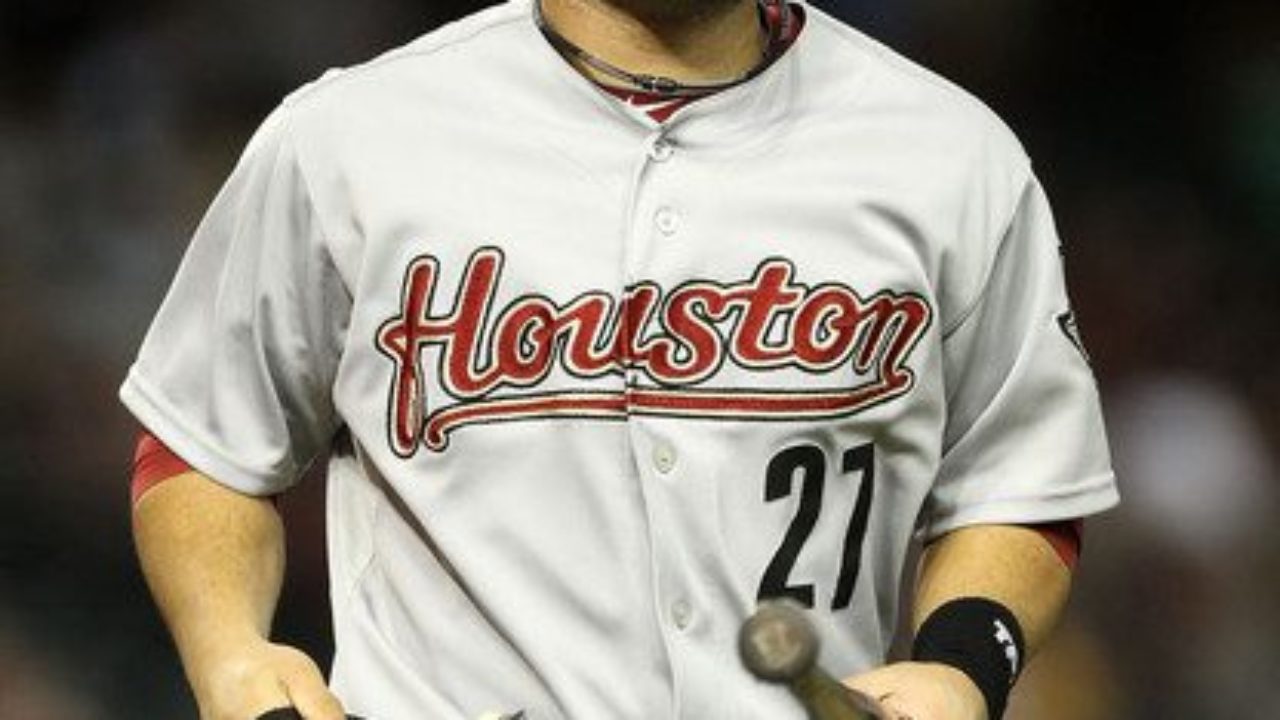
[123,0,1119,719]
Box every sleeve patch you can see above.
[1056,310,1090,363]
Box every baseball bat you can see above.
[739,600,889,720]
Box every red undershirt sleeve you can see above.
[130,429,196,505]
[923,520,1083,570]
[1029,519,1083,569]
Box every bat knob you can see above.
[739,599,820,683]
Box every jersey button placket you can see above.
[630,130,694,717]
[654,206,680,237]
[670,598,693,631]
[652,442,678,475]
[645,133,682,245]
[647,134,676,162]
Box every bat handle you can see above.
[792,667,883,720]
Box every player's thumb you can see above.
[274,648,347,720]
[842,663,895,699]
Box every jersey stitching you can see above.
[341,493,382,609]
[805,3,1001,121]
[263,108,354,445]
[923,469,1119,539]
[940,169,1035,340]
[276,107,348,310]
[123,369,296,491]
[805,4,1040,342]
[280,4,528,110]
[279,110,334,253]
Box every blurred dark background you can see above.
[1,0,1277,717]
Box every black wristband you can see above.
[910,597,1025,720]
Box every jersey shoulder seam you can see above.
[264,103,343,271]
[805,6,1003,119]
[269,3,529,247]
[803,8,1039,340]
[281,3,528,110]
[940,167,1037,339]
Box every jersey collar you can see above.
[520,0,804,149]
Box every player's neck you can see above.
[539,0,765,89]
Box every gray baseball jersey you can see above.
[120,1,1119,718]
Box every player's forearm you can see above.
[132,471,286,681]
[914,524,1071,658]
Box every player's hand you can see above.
[843,662,986,720]
[190,638,347,720]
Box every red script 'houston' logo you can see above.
[376,248,932,455]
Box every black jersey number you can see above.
[757,442,875,610]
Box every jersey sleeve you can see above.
[119,101,349,496]
[921,173,1119,540]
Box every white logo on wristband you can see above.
[993,619,1020,682]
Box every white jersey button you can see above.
[654,207,680,236]
[652,443,677,474]
[671,599,692,630]
[648,136,675,162]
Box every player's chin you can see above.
[605,0,742,22]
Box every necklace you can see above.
[533,0,788,98]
